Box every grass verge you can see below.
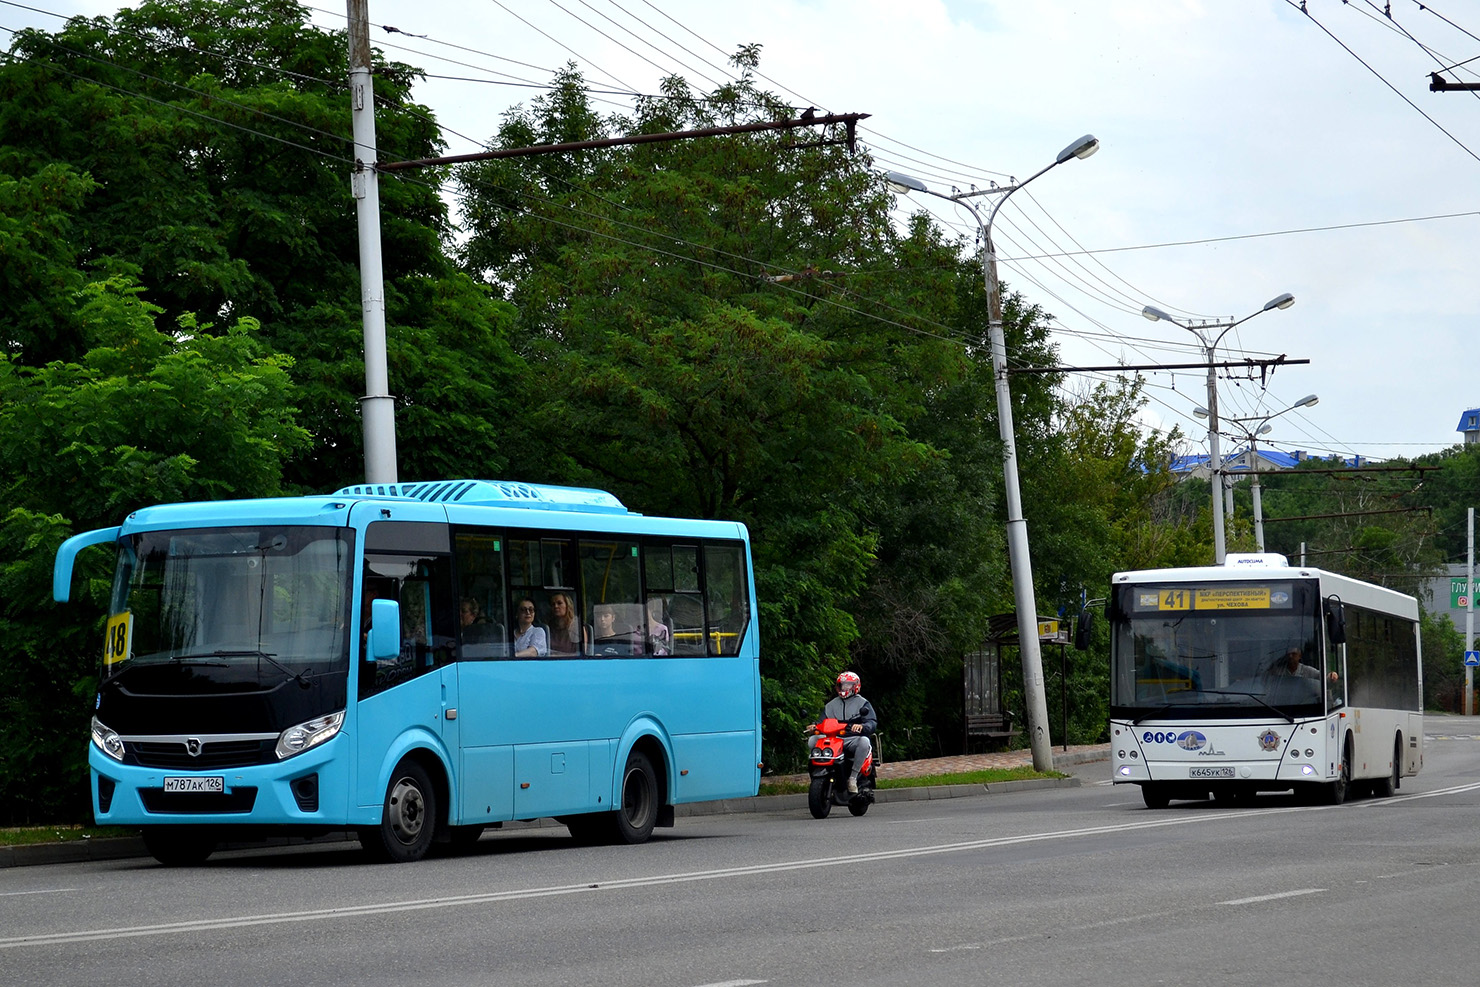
[1,825,138,847]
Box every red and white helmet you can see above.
[835,671,861,699]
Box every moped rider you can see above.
[822,671,876,794]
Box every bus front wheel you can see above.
[142,826,216,866]
[361,758,439,863]
[1323,738,1352,805]
[1141,783,1170,809]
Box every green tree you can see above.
[0,0,528,490]
[0,277,308,823]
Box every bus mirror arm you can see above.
[369,599,401,661]
[52,526,121,603]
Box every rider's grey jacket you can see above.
[822,694,877,736]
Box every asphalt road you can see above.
[4,734,1479,987]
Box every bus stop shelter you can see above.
[963,612,1071,753]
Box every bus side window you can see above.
[455,527,509,659]
[647,543,704,655]
[360,521,455,698]
[705,542,749,656]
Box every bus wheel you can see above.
[143,826,216,866]
[1324,740,1352,805]
[1370,737,1401,798]
[612,752,659,844]
[1141,783,1170,809]
[361,759,438,863]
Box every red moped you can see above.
[807,717,876,818]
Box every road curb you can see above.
[3,759,1104,868]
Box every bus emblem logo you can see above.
[1176,731,1206,751]
[1258,730,1281,751]
[186,738,202,757]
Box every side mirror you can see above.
[1073,610,1093,651]
[1325,598,1346,646]
[369,598,401,661]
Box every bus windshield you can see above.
[1109,579,1332,718]
[105,526,353,685]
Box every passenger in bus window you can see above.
[592,604,639,654]
[547,592,586,655]
[646,598,671,655]
[460,597,500,644]
[512,598,548,657]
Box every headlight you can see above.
[91,717,125,761]
[275,711,344,760]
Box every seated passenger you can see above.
[512,597,548,657]
[460,597,500,644]
[646,598,671,656]
[547,592,586,655]
[592,604,640,655]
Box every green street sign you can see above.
[1451,577,1480,609]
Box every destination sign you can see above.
[1133,585,1290,613]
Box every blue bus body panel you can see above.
[80,481,761,835]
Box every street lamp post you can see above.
[886,134,1098,772]
[1142,293,1295,563]
[1209,394,1318,552]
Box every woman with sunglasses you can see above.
[512,597,548,658]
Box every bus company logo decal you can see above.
[1258,729,1282,752]
[1142,730,1206,750]
[1271,591,1291,605]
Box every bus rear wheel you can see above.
[1370,736,1401,798]
[360,758,439,863]
[612,752,659,844]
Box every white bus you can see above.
[1107,553,1422,808]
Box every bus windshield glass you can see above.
[105,526,353,683]
[1110,579,1331,718]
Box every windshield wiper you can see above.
[1198,689,1296,724]
[171,650,311,688]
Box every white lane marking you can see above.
[1219,888,1325,906]
[1375,780,1480,804]
[0,889,78,897]
[7,786,1477,951]
[693,981,767,987]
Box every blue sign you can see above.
[1465,650,1480,667]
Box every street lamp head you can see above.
[1057,134,1100,163]
[885,170,927,195]
[1256,424,1273,436]
[1263,292,1295,311]
[1193,406,1210,419]
[1141,304,1177,324]
[1294,393,1319,409]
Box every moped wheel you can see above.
[808,775,833,819]
[847,797,871,817]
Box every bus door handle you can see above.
[445,708,458,720]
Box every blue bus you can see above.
[53,480,761,864]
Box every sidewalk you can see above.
[0,744,1109,869]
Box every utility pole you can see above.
[1468,508,1474,716]
[348,0,397,483]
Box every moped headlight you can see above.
[91,717,125,762]
[275,711,344,760]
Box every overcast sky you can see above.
[7,1,1480,461]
